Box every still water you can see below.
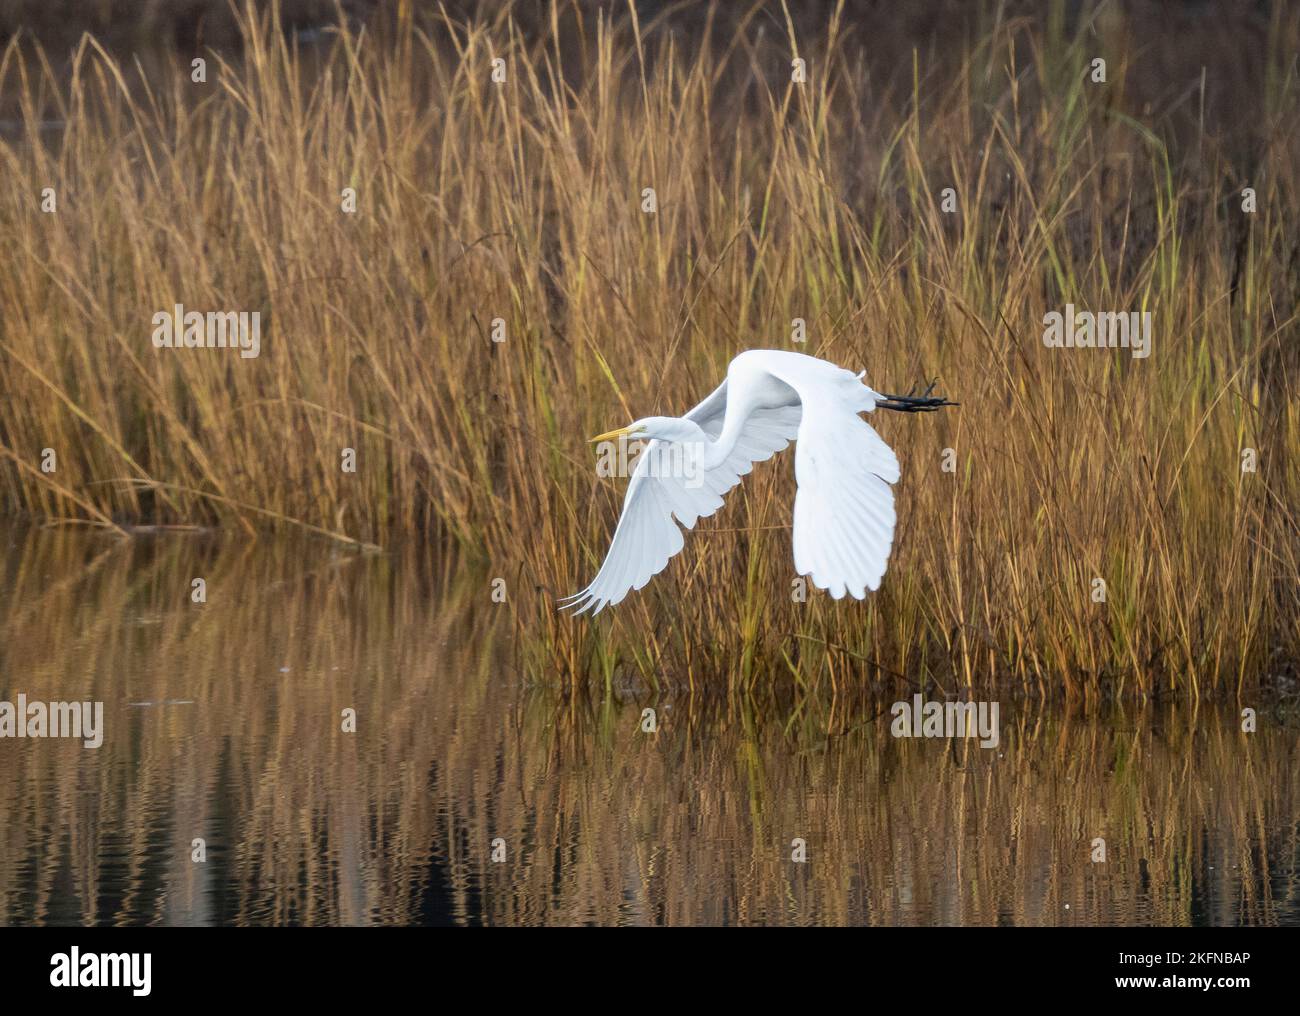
[0,527,1296,926]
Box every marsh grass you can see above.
[0,1,1297,697]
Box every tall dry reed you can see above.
[0,2,1296,696]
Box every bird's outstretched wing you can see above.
[765,359,900,599]
[563,382,801,615]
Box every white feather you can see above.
[565,350,907,614]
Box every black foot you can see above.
[877,378,959,413]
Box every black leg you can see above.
[876,377,959,413]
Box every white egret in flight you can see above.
[562,350,956,615]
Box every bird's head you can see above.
[589,416,702,445]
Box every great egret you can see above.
[562,349,956,615]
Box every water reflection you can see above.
[0,527,1295,926]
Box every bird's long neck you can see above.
[701,400,749,471]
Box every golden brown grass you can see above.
[0,1,1297,698]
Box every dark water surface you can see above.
[0,527,1296,926]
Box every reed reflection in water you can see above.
[0,527,1295,926]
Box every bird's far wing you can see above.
[768,360,901,599]
[564,381,801,615]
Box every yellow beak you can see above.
[590,424,639,444]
